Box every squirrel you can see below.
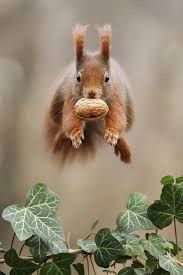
[44,24,134,164]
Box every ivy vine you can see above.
[0,175,183,274]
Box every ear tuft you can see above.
[73,24,88,63]
[97,24,112,61]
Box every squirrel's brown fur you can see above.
[44,24,134,164]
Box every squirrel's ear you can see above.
[97,24,112,61]
[73,24,88,64]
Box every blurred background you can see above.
[0,0,183,273]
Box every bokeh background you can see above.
[0,0,183,273]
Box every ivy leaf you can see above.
[159,254,183,275]
[131,261,144,269]
[152,268,169,274]
[116,193,155,233]
[103,267,117,273]
[73,263,85,275]
[141,233,164,259]
[121,238,147,260]
[111,232,126,244]
[25,235,48,263]
[2,183,67,253]
[164,241,181,256]
[145,252,158,273]
[112,231,138,244]
[10,270,34,275]
[4,248,39,274]
[40,253,76,275]
[40,263,71,275]
[94,228,122,268]
[53,253,76,266]
[147,184,183,228]
[77,239,97,253]
[160,176,174,185]
[175,177,183,184]
[118,267,136,275]
[117,267,148,275]
[116,255,132,264]
[134,269,148,275]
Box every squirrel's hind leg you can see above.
[114,137,131,163]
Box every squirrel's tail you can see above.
[114,137,131,163]
[45,119,103,164]
[45,116,131,164]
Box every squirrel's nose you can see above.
[87,90,96,99]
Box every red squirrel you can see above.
[45,24,134,163]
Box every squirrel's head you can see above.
[73,24,112,99]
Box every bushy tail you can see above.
[114,137,131,163]
[45,113,131,164]
[45,118,103,164]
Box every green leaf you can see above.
[40,263,71,275]
[25,235,48,263]
[2,183,67,253]
[147,184,183,228]
[159,254,183,274]
[4,248,39,274]
[10,270,18,275]
[94,228,122,268]
[73,263,84,275]
[118,267,148,275]
[112,231,138,244]
[162,241,174,253]
[53,253,76,266]
[116,255,132,264]
[10,269,32,275]
[118,267,136,275]
[134,269,148,275]
[131,261,144,269]
[121,238,147,260]
[161,176,174,185]
[145,252,158,273]
[175,177,183,184]
[152,268,170,274]
[164,241,181,256]
[40,253,76,275]
[141,233,164,259]
[117,193,155,233]
[77,239,97,253]
[103,267,117,273]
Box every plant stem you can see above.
[90,254,96,274]
[0,248,82,264]
[10,233,16,249]
[86,255,90,275]
[19,243,25,256]
[173,218,178,254]
[66,232,71,249]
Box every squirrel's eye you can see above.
[104,73,109,83]
[76,72,82,82]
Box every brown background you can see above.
[0,0,183,273]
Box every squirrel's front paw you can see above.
[104,128,119,146]
[69,128,84,149]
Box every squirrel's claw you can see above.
[104,128,119,146]
[70,128,84,149]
